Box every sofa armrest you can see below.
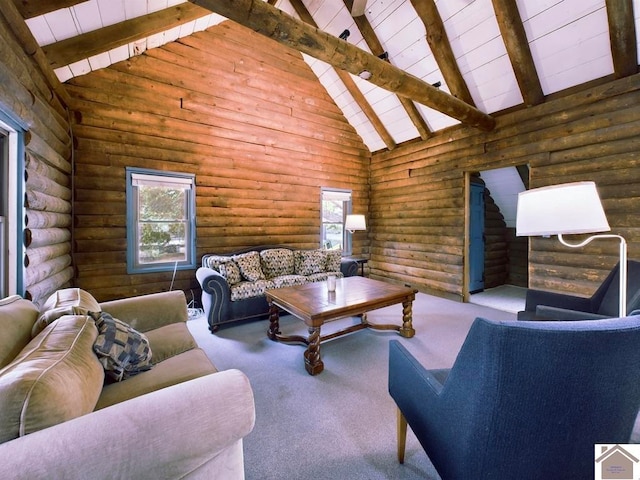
[196,267,231,329]
[99,290,188,333]
[0,370,255,480]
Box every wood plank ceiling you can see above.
[16,0,640,153]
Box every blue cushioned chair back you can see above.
[392,316,640,480]
[596,260,640,316]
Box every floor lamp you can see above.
[345,214,366,234]
[516,181,628,317]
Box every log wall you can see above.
[0,8,73,307]
[370,73,640,300]
[69,21,370,302]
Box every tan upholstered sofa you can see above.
[0,289,255,480]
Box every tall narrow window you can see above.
[126,168,196,273]
[0,114,23,297]
[321,188,352,254]
[0,127,8,297]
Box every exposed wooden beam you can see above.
[43,3,211,69]
[188,0,495,132]
[346,0,431,140]
[13,0,88,19]
[491,0,544,106]
[1,0,70,107]
[605,0,638,78]
[409,0,475,106]
[289,0,395,149]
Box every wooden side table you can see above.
[343,256,368,276]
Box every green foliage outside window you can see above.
[138,186,187,264]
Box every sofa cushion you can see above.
[234,251,266,281]
[271,274,308,288]
[230,279,276,302]
[0,296,39,369]
[144,322,197,364]
[294,249,326,276]
[306,271,344,283]
[91,312,153,382]
[34,288,100,337]
[219,261,242,285]
[95,348,217,410]
[325,249,342,272]
[260,248,295,278]
[0,315,104,443]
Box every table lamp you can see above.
[516,181,628,316]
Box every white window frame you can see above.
[321,188,352,254]
[0,114,24,297]
[126,167,196,274]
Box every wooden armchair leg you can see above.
[397,408,407,464]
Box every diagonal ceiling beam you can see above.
[13,0,88,19]
[188,0,495,131]
[491,0,544,106]
[605,0,638,78]
[43,3,211,69]
[345,0,431,140]
[409,0,475,106]
[289,0,395,149]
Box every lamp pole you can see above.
[558,234,628,317]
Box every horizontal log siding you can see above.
[69,21,370,302]
[370,73,640,299]
[0,12,72,307]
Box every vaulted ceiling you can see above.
[15,0,640,153]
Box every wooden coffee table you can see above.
[266,276,418,375]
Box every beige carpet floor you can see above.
[188,292,517,479]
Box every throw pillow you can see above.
[233,251,266,281]
[34,288,101,337]
[260,248,295,278]
[324,249,342,272]
[294,250,326,276]
[203,254,234,271]
[90,311,152,382]
[0,315,104,443]
[218,261,242,285]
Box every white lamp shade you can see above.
[345,214,366,231]
[516,181,610,236]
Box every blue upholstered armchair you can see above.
[388,316,640,480]
[517,260,640,320]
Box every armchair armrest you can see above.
[389,340,447,413]
[535,305,609,321]
[0,370,255,480]
[196,267,231,328]
[340,258,359,277]
[523,289,592,312]
[99,290,188,333]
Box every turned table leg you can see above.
[267,299,280,340]
[398,299,415,338]
[303,326,324,375]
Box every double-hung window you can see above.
[126,168,196,273]
[321,188,352,254]
[0,111,24,297]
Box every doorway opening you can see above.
[466,166,529,312]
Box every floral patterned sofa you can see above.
[196,246,359,332]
